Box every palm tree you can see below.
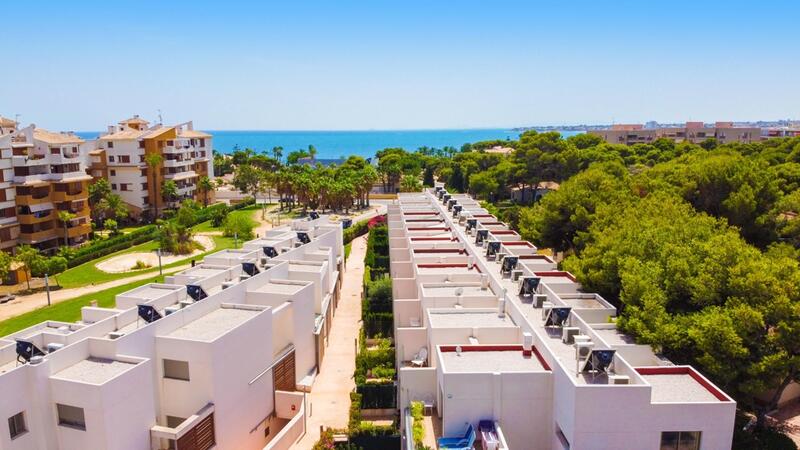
[308,145,317,163]
[145,153,163,219]
[161,180,178,208]
[57,211,77,246]
[272,146,283,163]
[198,176,213,207]
[98,193,128,221]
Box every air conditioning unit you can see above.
[496,252,506,264]
[575,341,594,361]
[46,343,65,353]
[164,306,180,316]
[609,375,630,385]
[533,294,547,308]
[562,327,580,344]
[511,270,524,281]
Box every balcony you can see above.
[18,228,57,244]
[150,404,216,450]
[17,210,54,225]
[163,158,192,168]
[52,189,86,202]
[16,193,52,205]
[66,223,91,238]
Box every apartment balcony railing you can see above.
[66,223,92,238]
[15,193,53,205]
[52,190,86,202]
[18,228,57,244]
[17,210,54,225]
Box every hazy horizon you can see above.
[4,0,799,131]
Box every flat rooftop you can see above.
[422,285,495,297]
[289,263,323,273]
[642,374,719,403]
[592,327,637,346]
[439,347,546,373]
[559,298,607,309]
[416,264,481,275]
[183,267,226,278]
[252,280,307,295]
[428,311,515,328]
[127,285,182,301]
[52,357,136,384]
[166,307,259,341]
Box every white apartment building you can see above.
[90,116,214,218]
[0,216,345,450]
[391,185,736,450]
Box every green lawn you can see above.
[345,242,352,260]
[55,235,236,289]
[192,204,264,233]
[0,275,166,336]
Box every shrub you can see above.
[365,277,392,313]
[158,222,199,255]
[370,366,395,379]
[103,219,119,236]
[223,213,256,240]
[343,217,371,244]
[411,401,425,446]
[210,206,228,227]
[131,260,151,270]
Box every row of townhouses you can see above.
[589,121,760,146]
[0,215,344,450]
[0,115,213,253]
[390,184,735,449]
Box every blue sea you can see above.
[75,129,581,160]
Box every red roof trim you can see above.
[491,230,518,235]
[534,271,577,282]
[408,227,450,231]
[502,241,536,247]
[404,212,438,215]
[413,249,467,254]
[518,255,555,262]
[410,237,459,242]
[416,263,481,273]
[635,366,733,402]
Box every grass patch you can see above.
[345,242,352,260]
[192,205,263,233]
[55,235,236,289]
[0,275,166,336]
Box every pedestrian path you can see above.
[291,234,367,448]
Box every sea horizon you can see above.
[75,128,582,160]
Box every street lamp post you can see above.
[44,273,51,307]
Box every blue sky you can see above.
[2,0,798,130]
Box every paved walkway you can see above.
[292,234,367,448]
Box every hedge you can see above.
[343,217,370,245]
[363,312,394,338]
[357,383,397,409]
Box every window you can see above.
[50,147,60,155]
[138,141,145,149]
[140,168,148,177]
[57,404,86,430]
[108,156,115,163]
[163,359,190,381]
[119,155,131,163]
[139,155,146,163]
[111,184,117,190]
[110,170,116,176]
[199,138,205,147]
[107,141,114,149]
[8,411,27,439]
[660,431,701,450]
[120,183,131,191]
[141,183,148,190]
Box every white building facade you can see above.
[0,216,345,450]
[391,185,736,450]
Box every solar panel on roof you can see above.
[262,246,278,258]
[476,229,489,245]
[137,304,163,324]
[581,349,616,374]
[187,285,208,301]
[486,241,501,257]
[242,262,260,276]
[502,256,518,273]
[309,211,320,220]
[519,277,540,296]
[544,307,571,327]
[296,232,311,245]
[15,339,45,363]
